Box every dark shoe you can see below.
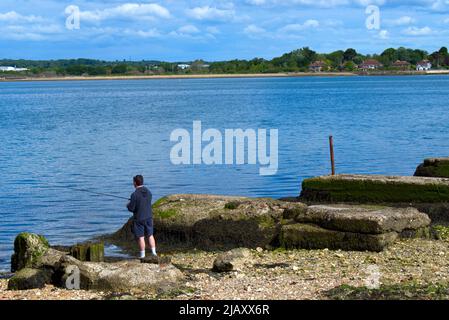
[140,255,172,265]
[140,255,159,264]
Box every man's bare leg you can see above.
[148,235,157,256]
[137,237,146,258]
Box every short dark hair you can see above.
[133,175,144,186]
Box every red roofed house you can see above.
[359,59,383,71]
[391,60,411,70]
[309,61,328,72]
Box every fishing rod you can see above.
[45,184,130,200]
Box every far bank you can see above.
[2,70,449,82]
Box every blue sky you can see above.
[0,0,449,61]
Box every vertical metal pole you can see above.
[329,135,335,176]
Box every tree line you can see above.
[1,47,448,76]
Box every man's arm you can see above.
[127,193,136,213]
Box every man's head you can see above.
[133,175,144,188]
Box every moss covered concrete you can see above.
[279,223,398,252]
[106,194,307,250]
[11,233,50,272]
[415,158,449,178]
[301,174,449,203]
[70,242,104,262]
[7,268,53,290]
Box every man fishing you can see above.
[127,175,157,259]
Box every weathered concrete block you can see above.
[8,268,53,290]
[107,194,307,250]
[301,174,449,203]
[280,223,398,252]
[70,242,104,262]
[415,158,449,178]
[295,205,431,234]
[57,255,184,292]
[11,233,50,272]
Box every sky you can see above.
[0,0,449,61]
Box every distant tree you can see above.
[326,50,344,69]
[343,48,357,62]
[111,64,128,74]
[380,48,397,66]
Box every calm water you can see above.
[1,76,449,271]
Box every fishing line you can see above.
[44,183,130,200]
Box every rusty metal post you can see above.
[329,135,335,176]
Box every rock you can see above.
[212,248,253,272]
[300,174,449,203]
[40,248,67,269]
[11,233,50,272]
[140,255,172,265]
[415,158,449,178]
[295,205,431,234]
[106,194,307,250]
[7,268,53,290]
[70,242,104,262]
[280,223,398,252]
[56,255,184,292]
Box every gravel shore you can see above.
[1,238,449,300]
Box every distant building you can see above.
[391,60,411,70]
[177,64,190,70]
[416,60,432,71]
[0,66,29,72]
[359,59,383,71]
[309,61,327,72]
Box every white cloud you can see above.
[245,0,267,5]
[402,26,432,36]
[387,16,416,26]
[206,26,220,34]
[80,3,170,22]
[246,0,385,8]
[186,6,236,21]
[243,24,269,38]
[279,19,320,33]
[431,0,449,11]
[178,25,200,34]
[244,24,266,35]
[128,28,161,38]
[378,29,389,39]
[0,11,44,23]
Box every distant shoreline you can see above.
[1,70,449,82]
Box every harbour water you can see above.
[1,75,449,271]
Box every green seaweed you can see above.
[154,208,178,219]
[224,201,241,210]
[70,242,104,262]
[432,225,449,240]
[302,177,449,203]
[326,282,449,300]
[153,196,169,209]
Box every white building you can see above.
[416,60,432,71]
[0,66,29,72]
[177,64,190,70]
